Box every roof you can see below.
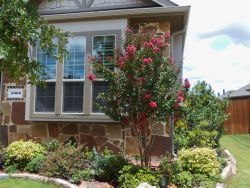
[221,84,250,99]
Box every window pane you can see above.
[63,82,84,113]
[37,47,56,80]
[64,36,86,80]
[35,83,55,112]
[93,35,115,73]
[92,82,108,113]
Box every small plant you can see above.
[178,147,220,177]
[41,142,90,182]
[24,154,45,173]
[71,169,94,184]
[118,165,160,188]
[90,148,129,183]
[172,171,193,188]
[5,140,45,170]
[42,139,60,152]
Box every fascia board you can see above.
[42,6,190,22]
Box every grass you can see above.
[0,178,58,188]
[220,134,250,188]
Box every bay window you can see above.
[29,30,121,122]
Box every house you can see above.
[223,84,250,134]
[0,0,190,156]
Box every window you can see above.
[63,36,86,113]
[92,35,115,113]
[35,46,56,113]
[30,30,121,122]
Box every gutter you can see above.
[42,6,190,21]
[170,10,189,157]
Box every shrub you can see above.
[42,139,60,152]
[159,155,182,183]
[172,171,193,188]
[175,81,229,150]
[71,169,93,184]
[175,121,218,150]
[40,142,90,183]
[90,148,129,182]
[24,154,45,173]
[118,165,160,188]
[178,147,220,177]
[192,174,221,188]
[5,140,45,170]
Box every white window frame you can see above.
[27,30,121,122]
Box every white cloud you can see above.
[172,0,250,94]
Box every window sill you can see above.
[27,113,115,123]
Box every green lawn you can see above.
[0,178,58,188]
[220,134,250,188]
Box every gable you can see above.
[37,0,176,15]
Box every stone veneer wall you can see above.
[0,21,172,157]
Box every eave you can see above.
[42,6,190,23]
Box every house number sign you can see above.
[7,88,23,99]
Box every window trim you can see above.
[28,30,121,122]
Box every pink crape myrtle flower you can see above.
[143,92,152,100]
[126,44,137,55]
[165,32,171,39]
[153,47,160,53]
[143,57,153,64]
[149,101,157,109]
[144,42,154,48]
[87,73,96,81]
[184,78,191,90]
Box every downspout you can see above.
[170,24,187,158]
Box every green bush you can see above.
[118,165,160,188]
[40,142,90,183]
[42,139,60,152]
[175,81,229,150]
[5,140,45,170]
[71,169,93,184]
[192,173,221,188]
[90,148,129,182]
[24,154,45,173]
[178,147,220,177]
[172,171,193,188]
[175,121,218,150]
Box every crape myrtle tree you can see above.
[88,29,190,167]
[0,0,69,85]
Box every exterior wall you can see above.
[0,18,173,157]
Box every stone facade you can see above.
[0,18,173,157]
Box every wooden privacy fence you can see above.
[224,98,250,134]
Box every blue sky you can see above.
[173,0,250,94]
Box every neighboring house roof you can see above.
[221,84,250,99]
[152,0,178,6]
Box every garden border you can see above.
[0,173,78,188]
[216,149,237,188]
